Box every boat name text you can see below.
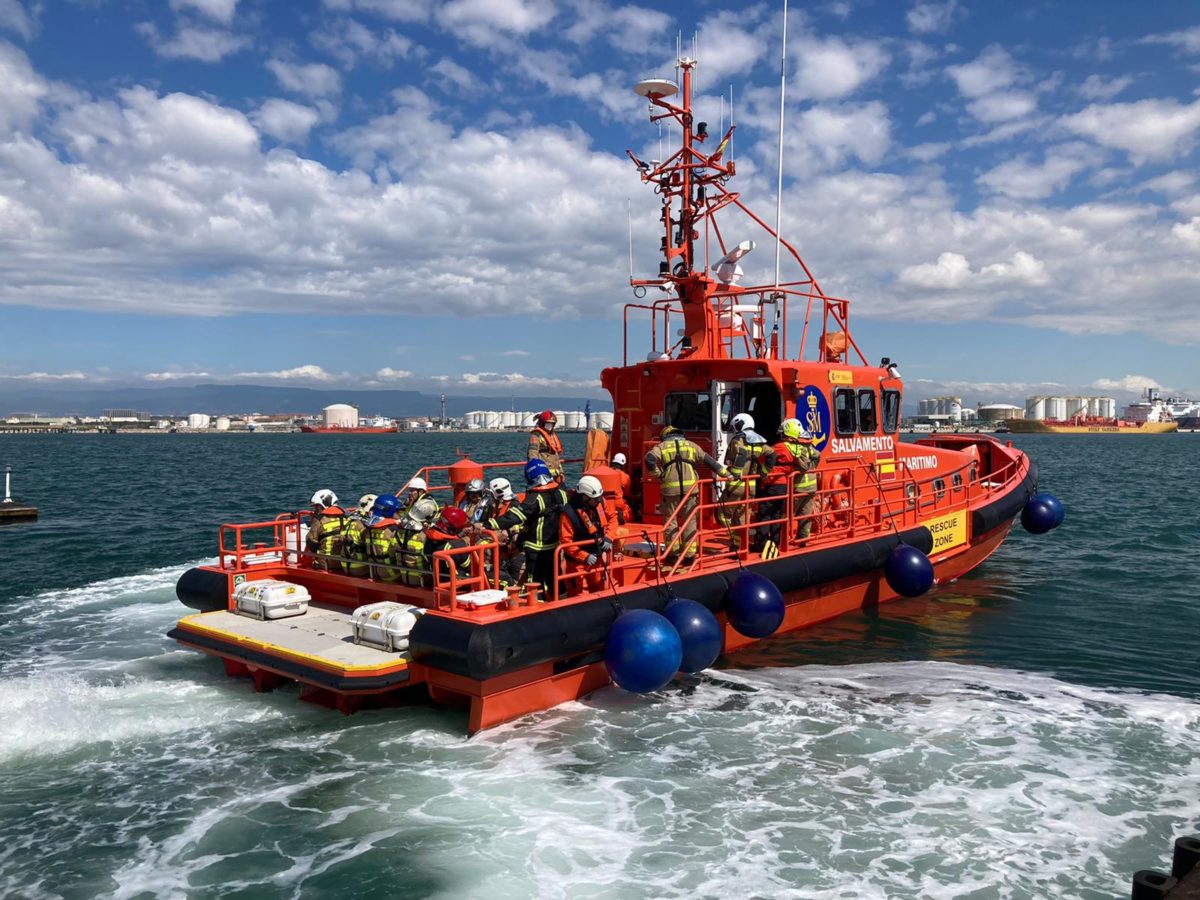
[829,435,895,454]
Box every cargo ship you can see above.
[1006,389,1178,434]
[168,55,1060,733]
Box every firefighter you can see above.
[398,477,435,518]
[610,452,637,521]
[479,476,525,586]
[343,494,379,577]
[719,414,776,551]
[527,410,564,481]
[756,418,820,557]
[365,494,403,583]
[423,506,471,588]
[486,459,568,592]
[305,489,348,573]
[644,426,727,563]
[395,498,438,588]
[558,475,611,596]
[458,477,492,524]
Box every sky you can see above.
[0,0,1198,404]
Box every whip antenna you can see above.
[769,0,789,358]
[627,198,634,281]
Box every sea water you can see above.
[0,433,1197,899]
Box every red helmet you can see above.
[537,410,556,427]
[436,506,469,534]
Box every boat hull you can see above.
[1005,419,1177,434]
[299,425,398,433]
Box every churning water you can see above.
[1,433,1197,898]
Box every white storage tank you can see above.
[482,411,501,430]
[565,411,585,431]
[520,411,537,429]
[948,399,963,423]
[187,413,210,429]
[590,411,614,431]
[552,411,567,429]
[1099,397,1116,418]
[1087,397,1102,418]
[1066,396,1089,419]
[1045,397,1067,421]
[1025,397,1046,421]
[501,411,518,429]
[215,416,231,431]
[323,403,357,429]
[976,404,1023,424]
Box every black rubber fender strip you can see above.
[408,524,933,681]
[167,627,412,692]
[971,459,1039,537]
[176,567,230,613]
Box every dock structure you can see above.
[1133,835,1200,898]
[0,465,37,523]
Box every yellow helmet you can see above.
[780,418,802,440]
[661,425,681,439]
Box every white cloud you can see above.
[374,367,414,379]
[695,9,768,84]
[311,17,413,68]
[502,349,530,357]
[321,0,434,22]
[906,1,958,35]
[2,371,89,381]
[0,40,45,134]
[233,365,335,381]
[1062,99,1200,164]
[781,102,893,176]
[1078,74,1133,101]
[1172,217,1200,249]
[1091,375,1167,393]
[791,35,890,101]
[145,371,212,381]
[980,251,1048,286]
[170,0,239,25]
[1141,25,1200,55]
[946,46,1017,98]
[898,251,972,290]
[0,0,36,39]
[436,370,600,391]
[564,1,671,56]
[254,99,320,143]
[136,22,250,63]
[977,144,1101,200]
[966,90,1036,123]
[437,0,555,47]
[428,57,475,91]
[266,59,342,97]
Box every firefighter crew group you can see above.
[304,409,820,598]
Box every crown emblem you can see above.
[807,393,818,409]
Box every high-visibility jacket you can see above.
[489,484,568,551]
[528,427,564,477]
[763,440,819,492]
[366,518,402,582]
[342,516,371,577]
[645,435,725,496]
[397,527,427,587]
[557,497,608,565]
[305,506,347,556]
[723,431,776,492]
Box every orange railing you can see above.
[218,512,308,569]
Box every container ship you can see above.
[167,55,1062,733]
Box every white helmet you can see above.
[611,452,627,466]
[730,413,754,433]
[409,498,439,525]
[311,489,338,509]
[577,475,604,500]
[403,477,428,493]
[489,477,514,501]
[465,478,485,493]
[357,493,378,515]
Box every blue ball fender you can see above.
[1021,498,1057,534]
[604,610,683,693]
[884,544,934,597]
[664,598,723,673]
[725,571,785,638]
[1030,491,1064,528]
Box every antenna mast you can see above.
[769,0,790,358]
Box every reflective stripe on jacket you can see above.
[489,484,568,551]
[723,432,776,491]
[398,528,427,587]
[342,517,371,576]
[558,499,608,565]
[764,440,819,492]
[366,520,401,582]
[645,436,723,496]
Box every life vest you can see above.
[366,518,401,582]
[764,440,819,492]
[529,428,565,477]
[423,529,470,586]
[342,516,371,577]
[724,431,773,491]
[558,498,607,564]
[397,527,427,587]
[648,435,703,494]
[490,484,568,551]
[305,506,347,557]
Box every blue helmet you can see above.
[524,459,551,485]
[372,493,400,518]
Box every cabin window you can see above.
[857,390,878,433]
[834,388,857,435]
[664,392,711,432]
[881,390,901,433]
[933,477,947,502]
[716,390,739,433]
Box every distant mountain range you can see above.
[0,384,610,418]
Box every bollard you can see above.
[3,464,11,503]
[1173,836,1200,879]
[1132,869,1177,899]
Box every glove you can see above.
[600,539,613,553]
[585,553,598,567]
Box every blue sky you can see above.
[1,0,1198,404]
